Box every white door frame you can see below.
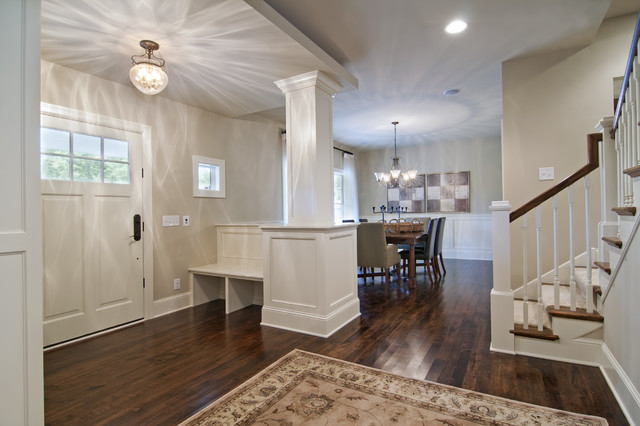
[41,103,155,320]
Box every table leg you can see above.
[409,242,416,288]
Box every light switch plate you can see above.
[539,167,554,181]
[183,216,190,226]
[162,215,180,227]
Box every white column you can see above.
[276,70,341,226]
[262,71,360,337]
[0,0,44,424]
[490,201,515,354]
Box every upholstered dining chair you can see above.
[356,222,401,287]
[433,217,446,276]
[400,218,437,283]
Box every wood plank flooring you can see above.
[44,259,628,425]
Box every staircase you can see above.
[490,14,640,422]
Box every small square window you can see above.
[193,155,225,198]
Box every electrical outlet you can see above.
[173,278,181,290]
[183,215,190,226]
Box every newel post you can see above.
[490,201,515,354]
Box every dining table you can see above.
[385,231,426,288]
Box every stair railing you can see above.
[490,134,601,350]
[611,13,640,206]
[602,13,640,303]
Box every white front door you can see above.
[41,115,144,346]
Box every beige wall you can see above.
[355,137,502,216]
[41,61,283,301]
[502,13,636,285]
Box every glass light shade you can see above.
[407,169,418,179]
[129,63,168,95]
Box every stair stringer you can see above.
[514,316,603,366]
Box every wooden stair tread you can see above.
[602,236,623,248]
[510,324,559,341]
[623,164,640,178]
[611,206,636,216]
[546,306,604,322]
[594,261,611,275]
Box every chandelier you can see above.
[374,121,417,187]
[129,40,168,95]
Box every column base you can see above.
[261,224,360,337]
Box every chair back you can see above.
[424,218,437,257]
[356,222,388,267]
[434,217,446,255]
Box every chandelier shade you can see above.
[129,40,168,95]
[374,121,417,187]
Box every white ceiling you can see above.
[40,0,639,149]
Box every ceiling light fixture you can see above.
[374,121,417,187]
[445,20,467,34]
[129,40,168,95]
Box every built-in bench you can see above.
[189,224,264,314]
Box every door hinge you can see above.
[142,221,144,232]
[143,278,146,289]
[141,168,144,178]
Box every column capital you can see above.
[275,70,342,96]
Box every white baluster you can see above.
[625,93,633,206]
[552,196,560,310]
[633,62,640,166]
[616,137,623,208]
[522,216,528,329]
[568,186,577,311]
[621,109,628,206]
[585,176,593,314]
[536,206,543,332]
[631,72,638,170]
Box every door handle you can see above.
[133,214,141,241]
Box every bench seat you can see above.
[189,259,263,314]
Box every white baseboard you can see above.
[442,247,492,260]
[153,292,192,318]
[600,343,640,425]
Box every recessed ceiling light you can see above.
[443,89,460,96]
[445,20,467,34]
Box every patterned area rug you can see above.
[180,349,608,425]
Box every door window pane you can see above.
[104,162,130,184]
[41,128,70,154]
[73,158,102,182]
[40,126,131,185]
[104,139,129,162]
[73,133,101,159]
[41,154,70,180]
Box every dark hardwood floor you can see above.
[44,259,628,425]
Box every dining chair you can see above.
[434,217,446,276]
[400,218,437,283]
[356,222,401,287]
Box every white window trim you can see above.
[193,155,226,198]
